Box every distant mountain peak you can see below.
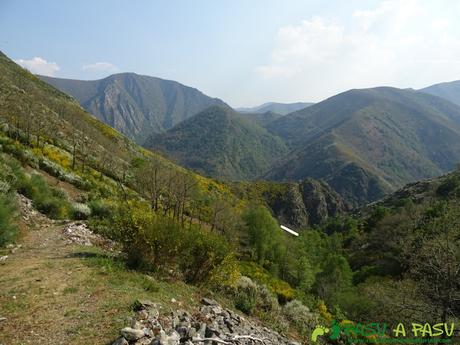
[39,73,229,144]
[236,101,314,115]
[420,79,460,106]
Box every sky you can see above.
[1,0,460,107]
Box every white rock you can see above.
[120,327,145,341]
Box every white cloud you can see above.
[14,57,60,76]
[256,0,460,102]
[82,62,119,73]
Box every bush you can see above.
[180,227,233,284]
[234,276,258,314]
[239,261,295,303]
[283,300,318,337]
[71,202,91,220]
[0,194,18,246]
[256,284,280,313]
[113,201,235,284]
[14,171,71,219]
[88,199,114,218]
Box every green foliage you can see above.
[283,300,318,338]
[239,262,295,303]
[71,202,91,220]
[16,173,71,219]
[88,199,114,219]
[243,206,282,265]
[234,276,258,314]
[436,174,460,197]
[146,106,288,180]
[314,254,353,306]
[112,201,235,285]
[0,193,18,246]
[366,205,390,229]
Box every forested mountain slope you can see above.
[39,73,228,143]
[265,87,460,204]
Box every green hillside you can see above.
[145,105,289,180]
[242,110,284,127]
[39,73,228,144]
[266,87,460,204]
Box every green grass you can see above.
[0,193,18,246]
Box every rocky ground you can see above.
[113,298,300,345]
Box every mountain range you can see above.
[236,102,313,115]
[39,73,228,144]
[265,87,460,204]
[37,71,460,205]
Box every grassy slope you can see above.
[145,105,289,180]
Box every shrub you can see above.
[13,171,71,219]
[283,300,318,337]
[113,201,235,284]
[234,276,258,314]
[180,227,233,284]
[88,199,114,218]
[239,261,295,303]
[71,202,91,220]
[256,284,280,313]
[0,194,17,246]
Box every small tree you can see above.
[243,206,281,265]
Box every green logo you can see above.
[311,321,455,344]
[311,325,329,343]
[311,321,341,342]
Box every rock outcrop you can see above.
[264,179,350,229]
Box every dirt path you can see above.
[0,197,200,345]
[0,209,103,344]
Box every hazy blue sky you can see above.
[1,0,460,107]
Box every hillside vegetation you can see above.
[145,105,289,180]
[2,50,460,344]
[0,50,351,343]
[266,87,460,204]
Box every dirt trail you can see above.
[0,196,201,345]
[0,198,119,345]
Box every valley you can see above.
[1,14,460,343]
